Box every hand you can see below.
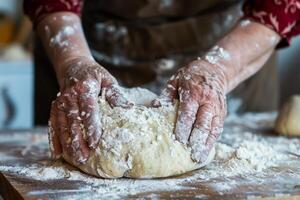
[48,57,132,164]
[153,59,227,163]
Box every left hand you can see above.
[152,59,227,163]
[48,57,133,164]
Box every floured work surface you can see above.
[0,113,300,200]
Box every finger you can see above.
[78,89,102,150]
[64,90,90,164]
[204,95,226,147]
[152,75,179,107]
[56,100,72,157]
[48,100,62,159]
[174,98,199,145]
[206,116,224,148]
[189,104,214,163]
[105,85,133,108]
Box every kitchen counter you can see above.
[0,113,300,200]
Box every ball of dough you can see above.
[275,95,300,136]
[63,87,215,178]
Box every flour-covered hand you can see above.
[153,60,227,163]
[48,57,132,164]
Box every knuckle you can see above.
[202,103,214,113]
[190,128,209,143]
[166,83,176,92]
[194,121,211,131]
[207,130,220,142]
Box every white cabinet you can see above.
[0,60,33,129]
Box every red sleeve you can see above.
[23,0,83,28]
[244,0,300,48]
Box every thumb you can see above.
[152,75,178,107]
[105,85,134,108]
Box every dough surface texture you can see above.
[275,95,300,136]
[63,87,215,178]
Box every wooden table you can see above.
[0,113,300,200]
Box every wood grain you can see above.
[0,115,300,200]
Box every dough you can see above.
[275,95,300,136]
[63,87,215,178]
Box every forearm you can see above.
[203,20,281,93]
[36,12,93,86]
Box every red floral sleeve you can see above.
[244,0,300,47]
[23,0,83,27]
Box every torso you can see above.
[81,0,243,89]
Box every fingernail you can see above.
[175,134,188,145]
[77,155,88,164]
[191,149,209,163]
[174,122,189,145]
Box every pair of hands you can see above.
[49,57,227,164]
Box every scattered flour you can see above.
[212,141,287,175]
[0,113,300,199]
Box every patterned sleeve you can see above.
[244,0,300,47]
[23,0,83,28]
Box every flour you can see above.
[213,141,287,174]
[1,129,297,197]
[269,35,280,45]
[1,111,300,199]
[61,15,73,21]
[240,19,251,27]
[121,87,157,106]
[204,46,231,65]
[49,26,75,47]
[0,164,69,181]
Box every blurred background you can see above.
[0,1,299,130]
[0,0,33,130]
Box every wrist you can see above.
[36,12,95,87]
[56,56,96,87]
[199,20,281,94]
[200,46,233,93]
[188,59,229,94]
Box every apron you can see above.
[34,0,278,124]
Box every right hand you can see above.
[48,57,132,164]
[152,59,227,163]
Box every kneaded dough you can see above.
[63,87,215,178]
[275,95,300,136]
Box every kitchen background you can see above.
[0,0,299,130]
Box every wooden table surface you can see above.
[0,113,300,200]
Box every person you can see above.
[23,0,300,164]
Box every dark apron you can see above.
[34,0,278,125]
